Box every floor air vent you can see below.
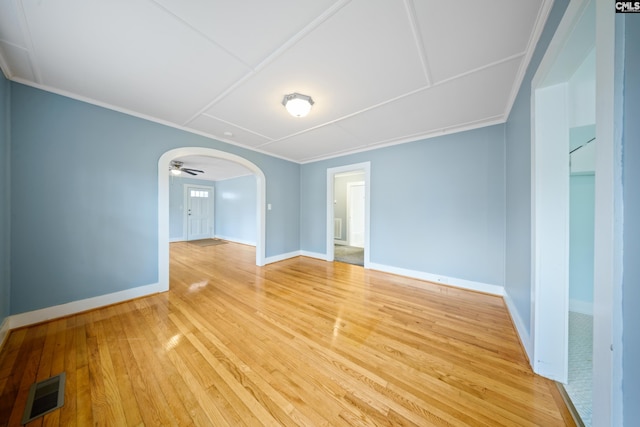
[22,372,65,424]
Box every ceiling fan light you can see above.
[282,93,314,117]
[171,168,182,176]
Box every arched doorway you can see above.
[158,147,266,291]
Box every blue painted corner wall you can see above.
[301,124,506,287]
[9,83,300,314]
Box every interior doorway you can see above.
[326,162,370,267]
[530,0,597,425]
[158,147,267,292]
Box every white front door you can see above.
[348,182,365,248]
[187,186,214,241]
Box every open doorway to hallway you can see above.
[326,162,370,268]
[158,147,267,294]
[530,0,597,425]
[333,172,365,266]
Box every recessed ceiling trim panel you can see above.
[21,0,251,124]
[263,124,364,161]
[151,0,341,67]
[189,114,273,148]
[337,57,521,145]
[414,0,544,83]
[204,0,428,139]
[0,41,34,81]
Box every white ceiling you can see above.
[172,155,252,182]
[0,0,552,165]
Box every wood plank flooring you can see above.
[0,241,575,426]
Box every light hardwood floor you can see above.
[0,241,574,426]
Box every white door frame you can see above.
[326,162,370,266]
[158,147,267,290]
[530,0,622,424]
[346,181,365,247]
[184,184,215,241]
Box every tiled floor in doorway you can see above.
[566,311,593,426]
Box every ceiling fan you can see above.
[169,160,204,176]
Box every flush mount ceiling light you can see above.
[282,93,314,117]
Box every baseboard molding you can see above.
[8,282,165,330]
[214,235,256,247]
[169,237,184,243]
[367,262,504,296]
[0,316,10,353]
[334,240,348,246]
[300,250,328,261]
[264,251,301,265]
[503,290,533,364]
[569,299,593,316]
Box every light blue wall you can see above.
[215,175,257,244]
[569,173,594,306]
[0,73,9,326]
[570,124,596,151]
[169,176,216,240]
[301,125,506,287]
[504,0,569,332]
[10,83,300,314]
[622,13,640,424]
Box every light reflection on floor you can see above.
[188,280,209,292]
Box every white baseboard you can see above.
[264,251,301,265]
[0,316,10,353]
[569,299,593,316]
[334,240,348,246]
[8,282,165,330]
[503,290,533,364]
[169,237,184,243]
[300,250,328,261]
[215,235,256,247]
[367,262,504,296]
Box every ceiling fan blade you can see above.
[182,169,197,176]
[182,168,204,173]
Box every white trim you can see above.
[532,0,593,89]
[503,290,533,363]
[333,239,348,246]
[301,117,505,164]
[169,237,184,243]
[367,262,504,296]
[346,180,365,247]
[264,251,300,265]
[531,81,571,383]
[504,0,554,119]
[0,316,10,352]
[593,2,623,425]
[530,0,594,384]
[159,148,267,293]
[326,162,370,267]
[8,282,164,330]
[300,250,328,261]
[214,235,256,247]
